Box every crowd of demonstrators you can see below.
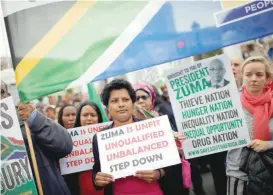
[31,91,88,121]
[1,54,273,195]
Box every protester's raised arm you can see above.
[30,111,72,158]
[18,104,73,159]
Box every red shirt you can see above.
[114,176,163,195]
[79,170,104,195]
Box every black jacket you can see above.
[158,101,177,131]
[20,111,73,195]
[240,147,273,195]
[92,118,189,195]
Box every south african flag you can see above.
[1,136,26,161]
[3,0,272,102]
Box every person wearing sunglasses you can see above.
[133,82,159,118]
[133,82,189,195]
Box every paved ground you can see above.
[189,171,217,195]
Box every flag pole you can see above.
[24,122,44,195]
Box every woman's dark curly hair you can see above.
[74,101,103,127]
[57,104,76,127]
[101,79,136,107]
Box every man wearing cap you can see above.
[44,105,56,120]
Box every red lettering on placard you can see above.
[85,157,94,164]
[73,138,92,147]
[106,140,169,161]
[65,148,93,158]
[87,125,108,133]
[104,130,165,151]
[135,120,161,131]
[66,159,83,167]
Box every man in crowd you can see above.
[158,84,178,131]
[72,99,81,108]
[231,57,243,88]
[1,80,73,195]
[208,58,230,88]
[44,105,56,120]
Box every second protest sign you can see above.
[165,54,250,159]
[97,115,181,179]
[59,122,111,175]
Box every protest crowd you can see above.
[1,49,273,195]
[1,0,273,192]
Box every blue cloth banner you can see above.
[94,1,273,81]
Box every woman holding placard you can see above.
[226,56,273,195]
[92,79,188,195]
[58,104,77,129]
[133,82,190,195]
[74,102,104,195]
[58,103,104,195]
[132,82,159,118]
[58,104,79,195]
[132,82,186,150]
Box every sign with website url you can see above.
[214,0,273,27]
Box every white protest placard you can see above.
[97,115,181,179]
[59,122,111,175]
[0,96,38,195]
[165,54,250,159]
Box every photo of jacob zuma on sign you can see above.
[97,116,181,179]
[165,54,251,159]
